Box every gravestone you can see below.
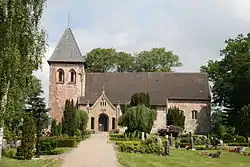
[146,133,150,139]
[191,137,195,150]
[164,135,170,156]
[156,136,162,145]
[141,132,145,141]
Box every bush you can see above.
[49,148,70,155]
[3,148,16,158]
[40,138,58,154]
[235,136,246,143]
[116,137,163,155]
[223,133,234,142]
[157,125,183,137]
[21,115,36,160]
[227,143,250,147]
[57,139,77,147]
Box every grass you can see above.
[0,157,62,167]
[117,149,250,167]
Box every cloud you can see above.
[36,0,250,103]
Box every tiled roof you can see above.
[47,28,84,63]
[79,72,210,105]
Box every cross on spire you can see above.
[67,11,71,27]
[102,86,105,95]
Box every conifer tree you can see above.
[21,114,36,160]
[167,106,185,129]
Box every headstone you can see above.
[141,132,145,141]
[191,137,195,150]
[164,137,170,156]
[2,139,7,149]
[16,140,21,148]
[146,133,150,139]
[156,136,162,145]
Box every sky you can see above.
[34,0,250,103]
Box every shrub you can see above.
[223,133,234,142]
[50,148,70,155]
[235,136,246,143]
[227,143,250,147]
[123,104,156,134]
[167,106,185,129]
[40,138,57,154]
[57,139,77,147]
[3,148,16,158]
[21,115,36,160]
[116,137,163,155]
[157,125,183,137]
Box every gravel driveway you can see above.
[61,133,118,167]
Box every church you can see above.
[47,28,211,134]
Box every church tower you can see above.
[47,28,85,121]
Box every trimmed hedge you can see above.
[57,139,76,147]
[115,137,163,155]
[40,136,81,154]
[227,143,250,147]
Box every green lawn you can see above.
[0,157,61,167]
[117,149,250,167]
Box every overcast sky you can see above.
[34,0,250,103]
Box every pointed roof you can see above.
[48,28,84,63]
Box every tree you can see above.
[166,106,185,129]
[134,48,182,72]
[85,48,117,72]
[51,119,58,136]
[62,99,70,135]
[21,114,36,160]
[201,33,250,133]
[0,0,46,125]
[130,92,150,107]
[62,99,77,137]
[239,105,250,137]
[123,105,156,134]
[68,100,77,137]
[76,110,88,135]
[116,52,134,72]
[25,84,50,157]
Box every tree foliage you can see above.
[76,110,88,135]
[62,99,77,136]
[166,106,185,129]
[85,47,182,73]
[201,33,250,135]
[239,105,250,136]
[130,92,150,107]
[0,0,47,123]
[21,114,36,160]
[85,48,117,72]
[123,105,156,134]
[134,48,182,72]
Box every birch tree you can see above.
[0,0,47,126]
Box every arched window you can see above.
[57,69,64,83]
[192,110,198,119]
[69,69,76,83]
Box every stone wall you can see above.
[152,100,211,134]
[48,63,85,121]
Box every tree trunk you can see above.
[0,81,10,160]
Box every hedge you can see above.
[115,137,163,155]
[40,137,78,154]
[227,143,250,147]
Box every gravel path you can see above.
[61,133,118,167]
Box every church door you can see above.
[98,113,109,132]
